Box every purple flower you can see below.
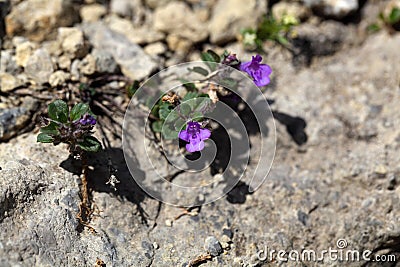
[222,53,240,68]
[179,121,211,152]
[240,54,272,87]
[79,114,97,126]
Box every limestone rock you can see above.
[154,1,208,43]
[57,27,89,59]
[0,73,24,92]
[48,70,70,87]
[105,15,165,45]
[82,22,158,80]
[208,0,267,44]
[24,48,54,85]
[0,97,38,141]
[80,3,107,22]
[15,41,37,68]
[5,0,79,42]
[144,42,167,56]
[272,1,311,22]
[303,0,358,18]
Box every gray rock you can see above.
[208,0,267,44]
[303,0,358,18]
[79,3,107,22]
[82,22,158,80]
[48,70,70,87]
[79,49,118,75]
[5,0,79,42]
[204,236,222,256]
[272,1,311,22]
[0,72,25,92]
[92,49,119,74]
[154,1,208,43]
[106,15,165,45]
[0,50,20,74]
[110,0,146,24]
[24,48,54,85]
[57,27,89,59]
[0,97,38,141]
[15,41,38,68]
[144,42,167,56]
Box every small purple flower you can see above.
[240,54,272,87]
[179,121,211,153]
[222,53,239,67]
[79,114,97,126]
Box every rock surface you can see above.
[82,22,158,80]
[208,0,267,44]
[24,48,54,85]
[1,1,400,267]
[304,0,359,18]
[5,0,79,41]
[154,1,208,43]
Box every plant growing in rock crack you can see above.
[240,14,299,50]
[146,50,272,153]
[368,7,400,33]
[37,99,102,229]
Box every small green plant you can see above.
[139,50,272,152]
[368,7,400,33]
[240,14,299,50]
[38,99,101,230]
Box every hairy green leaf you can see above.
[78,136,102,152]
[37,133,55,143]
[48,100,69,123]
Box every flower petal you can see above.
[240,61,252,72]
[252,54,262,63]
[259,64,272,76]
[199,128,211,140]
[186,140,205,152]
[178,130,189,142]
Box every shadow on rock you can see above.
[60,147,150,225]
[272,111,308,146]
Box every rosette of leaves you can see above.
[37,100,101,153]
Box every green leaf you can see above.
[166,109,179,121]
[70,103,90,121]
[183,91,199,101]
[388,7,400,24]
[37,133,55,143]
[78,136,102,152]
[200,52,218,71]
[179,103,191,116]
[174,118,186,131]
[159,103,172,120]
[219,77,238,89]
[189,66,209,76]
[127,80,140,98]
[48,100,69,123]
[40,121,59,135]
[179,78,197,91]
[162,125,179,139]
[152,120,163,132]
[367,23,381,33]
[206,49,220,63]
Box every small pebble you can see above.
[204,236,222,256]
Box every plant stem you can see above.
[77,152,93,231]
